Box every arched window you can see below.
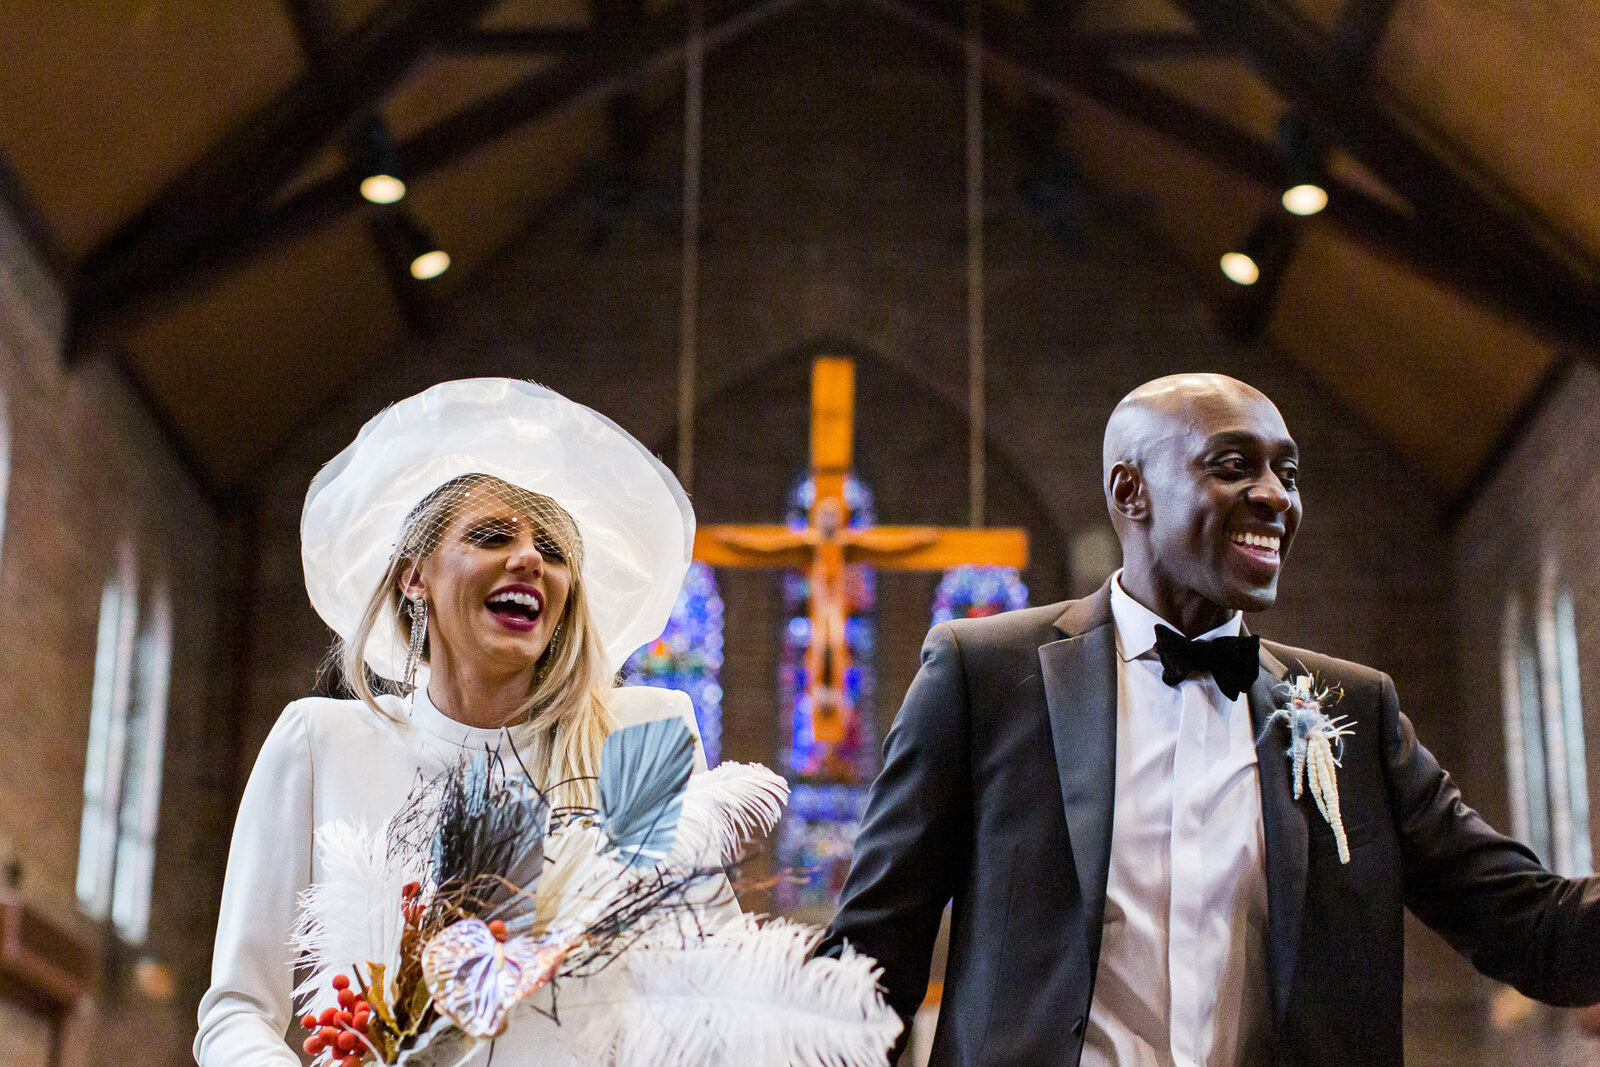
[931,564,1028,626]
[621,560,725,766]
[111,582,172,942]
[77,547,175,941]
[776,473,877,918]
[77,544,139,918]
[1500,559,1592,876]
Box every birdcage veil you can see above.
[302,379,694,685]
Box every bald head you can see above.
[1102,373,1278,490]
[1101,373,1302,632]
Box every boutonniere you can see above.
[1260,675,1354,863]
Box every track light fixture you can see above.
[393,212,449,280]
[1276,111,1327,216]
[1221,212,1293,288]
[354,114,407,205]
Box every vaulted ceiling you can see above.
[0,0,1594,503]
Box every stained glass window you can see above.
[776,474,878,918]
[621,560,724,766]
[931,564,1029,626]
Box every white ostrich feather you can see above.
[666,762,789,868]
[534,823,631,932]
[291,818,422,1012]
[571,916,901,1067]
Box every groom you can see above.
[817,373,1600,1066]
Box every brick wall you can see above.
[1439,360,1600,1057]
[1453,361,1600,844]
[0,195,225,1064]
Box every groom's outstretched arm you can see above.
[1377,671,1600,1005]
[815,622,974,1039]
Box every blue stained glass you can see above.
[775,783,871,915]
[931,563,1030,625]
[621,560,724,766]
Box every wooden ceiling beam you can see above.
[438,27,590,55]
[71,0,507,343]
[71,0,793,330]
[876,0,1600,351]
[1329,0,1400,83]
[391,0,788,182]
[0,147,72,290]
[1068,30,1239,61]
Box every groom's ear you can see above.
[1108,461,1148,522]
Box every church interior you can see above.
[0,0,1597,1063]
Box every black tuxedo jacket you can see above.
[817,582,1600,1066]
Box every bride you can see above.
[194,379,714,1066]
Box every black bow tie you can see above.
[1152,624,1260,700]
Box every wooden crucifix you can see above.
[694,357,1028,770]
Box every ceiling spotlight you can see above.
[1220,251,1260,286]
[1221,211,1296,287]
[410,249,450,280]
[354,113,407,204]
[1282,183,1328,216]
[361,173,406,205]
[393,213,449,280]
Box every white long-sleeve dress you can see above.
[194,684,714,1067]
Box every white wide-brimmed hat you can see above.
[302,378,693,680]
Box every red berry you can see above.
[332,973,351,991]
[338,987,357,1008]
[487,920,508,941]
[336,1031,360,1053]
[353,1011,371,1032]
[402,881,421,898]
[301,1013,318,1030]
[340,1057,361,1067]
[303,1035,324,1056]
[319,1025,339,1043]
[319,1007,339,1026]
[337,1010,353,1027]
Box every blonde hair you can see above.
[341,474,615,798]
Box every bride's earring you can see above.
[404,595,428,691]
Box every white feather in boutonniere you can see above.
[1260,675,1355,863]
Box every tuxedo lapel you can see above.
[1039,586,1118,967]
[1248,639,1306,1024]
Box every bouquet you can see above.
[289,716,901,1067]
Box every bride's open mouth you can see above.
[485,586,543,632]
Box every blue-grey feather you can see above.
[599,718,695,868]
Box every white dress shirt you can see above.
[1080,573,1271,1067]
[194,685,715,1067]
